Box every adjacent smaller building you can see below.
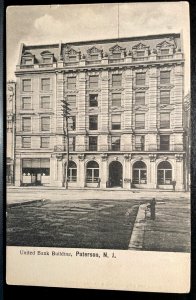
[7,81,16,184]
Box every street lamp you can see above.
[61,98,71,189]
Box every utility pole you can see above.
[61,98,71,189]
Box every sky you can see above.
[6,2,190,93]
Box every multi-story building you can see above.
[14,33,187,190]
[7,81,16,184]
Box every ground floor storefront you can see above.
[14,153,185,191]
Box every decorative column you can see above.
[147,66,158,151]
[122,68,133,151]
[123,154,131,189]
[100,153,108,188]
[77,72,86,151]
[78,154,85,188]
[175,154,185,191]
[148,154,157,189]
[15,155,21,186]
[99,70,109,152]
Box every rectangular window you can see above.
[112,93,121,107]
[22,79,31,92]
[160,113,170,129]
[160,71,170,84]
[69,137,75,151]
[135,135,145,151]
[67,95,76,108]
[89,75,99,88]
[69,56,77,61]
[137,50,145,57]
[136,73,146,86]
[68,116,76,131]
[41,78,50,91]
[112,74,122,87]
[135,92,145,105]
[160,135,170,151]
[135,114,145,129]
[22,137,31,148]
[22,117,31,132]
[160,90,170,104]
[90,54,99,60]
[40,137,50,148]
[23,58,33,65]
[22,97,31,109]
[160,49,170,55]
[111,136,120,151]
[112,53,121,59]
[42,57,52,64]
[89,115,98,130]
[89,136,98,151]
[89,94,98,107]
[111,114,121,130]
[67,77,76,90]
[41,96,50,109]
[41,117,50,131]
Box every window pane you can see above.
[41,117,50,131]
[41,96,50,109]
[89,76,98,88]
[112,93,121,107]
[41,137,50,148]
[22,117,31,132]
[41,78,50,91]
[160,135,170,150]
[137,51,145,57]
[22,137,31,148]
[160,113,170,128]
[89,116,98,130]
[113,53,121,59]
[161,49,169,55]
[135,135,145,150]
[43,57,52,63]
[111,114,121,130]
[160,71,170,84]
[136,73,145,86]
[160,90,170,104]
[112,74,122,87]
[89,136,97,151]
[22,79,31,92]
[111,136,120,151]
[67,77,76,89]
[22,97,31,109]
[89,94,98,107]
[135,92,145,105]
[67,95,76,107]
[90,54,99,60]
[68,116,76,131]
[135,114,145,129]
[133,169,139,184]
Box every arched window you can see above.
[132,161,147,184]
[157,161,172,184]
[86,161,99,183]
[68,161,77,182]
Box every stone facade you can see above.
[14,33,187,190]
[7,81,16,184]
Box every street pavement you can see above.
[6,187,191,252]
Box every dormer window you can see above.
[90,54,99,60]
[40,51,54,64]
[160,49,170,56]
[21,51,34,65]
[136,50,145,57]
[112,52,121,59]
[69,55,77,61]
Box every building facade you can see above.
[7,81,16,184]
[14,33,187,190]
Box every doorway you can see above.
[109,161,123,187]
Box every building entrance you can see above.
[109,161,123,187]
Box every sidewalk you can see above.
[129,198,191,252]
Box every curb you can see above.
[128,203,149,250]
[7,199,47,208]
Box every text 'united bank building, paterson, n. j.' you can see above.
[14,33,188,191]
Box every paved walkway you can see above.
[131,197,191,252]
